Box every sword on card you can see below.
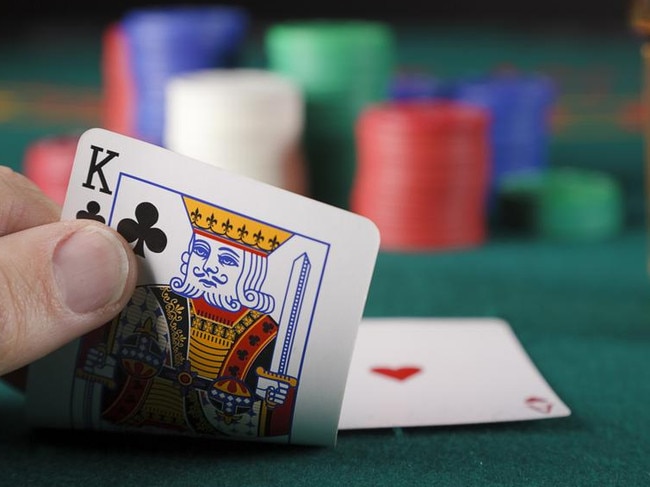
[257,252,311,408]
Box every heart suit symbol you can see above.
[525,396,553,414]
[370,366,422,381]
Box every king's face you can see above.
[188,235,242,301]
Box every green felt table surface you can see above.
[1,20,650,486]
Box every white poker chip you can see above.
[164,68,304,191]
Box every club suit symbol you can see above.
[76,201,106,223]
[117,201,167,258]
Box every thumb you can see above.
[0,220,138,374]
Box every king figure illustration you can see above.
[74,196,306,439]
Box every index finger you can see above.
[0,166,61,237]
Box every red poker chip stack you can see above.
[351,102,491,251]
[101,23,136,136]
[22,135,79,206]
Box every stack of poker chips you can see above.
[497,168,624,241]
[164,69,306,193]
[351,102,491,251]
[102,6,249,146]
[22,134,79,205]
[102,24,135,137]
[537,168,623,241]
[449,73,556,203]
[265,21,395,209]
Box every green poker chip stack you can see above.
[265,21,395,209]
[537,168,623,242]
[496,168,624,241]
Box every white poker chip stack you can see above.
[164,68,306,193]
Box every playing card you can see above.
[26,128,380,446]
[338,318,570,430]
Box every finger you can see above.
[0,166,61,236]
[0,220,138,374]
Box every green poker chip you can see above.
[265,20,395,209]
[265,21,394,94]
[537,167,624,241]
[496,168,624,241]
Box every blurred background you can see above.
[3,5,650,483]
[0,2,631,23]
[0,1,645,246]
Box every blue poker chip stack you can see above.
[120,6,248,146]
[449,73,556,209]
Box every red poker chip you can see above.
[101,23,136,136]
[358,101,490,134]
[351,101,491,252]
[379,236,486,253]
[353,200,488,220]
[22,134,79,205]
[363,189,489,206]
[354,211,487,234]
[353,198,487,226]
[353,173,489,191]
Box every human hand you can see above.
[0,166,138,380]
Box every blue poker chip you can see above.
[121,6,249,146]
[449,73,557,211]
[450,73,556,143]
